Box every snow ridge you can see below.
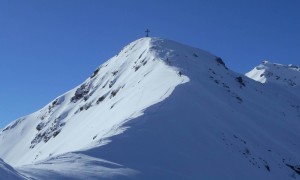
[0,38,299,179]
[0,37,189,167]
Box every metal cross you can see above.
[145,29,150,37]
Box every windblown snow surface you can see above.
[0,38,300,179]
[0,159,28,179]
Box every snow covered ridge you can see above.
[246,60,300,86]
[0,37,300,179]
[1,37,195,166]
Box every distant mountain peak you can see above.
[246,61,300,86]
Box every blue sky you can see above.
[0,0,299,128]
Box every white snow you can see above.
[0,159,28,179]
[246,60,300,86]
[0,38,300,179]
[0,38,189,167]
[17,153,138,180]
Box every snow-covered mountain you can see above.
[0,37,299,179]
[246,61,300,86]
[0,38,189,168]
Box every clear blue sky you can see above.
[0,0,299,129]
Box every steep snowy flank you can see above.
[0,37,189,167]
[0,159,28,179]
[246,61,300,86]
[1,38,300,179]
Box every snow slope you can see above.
[0,37,189,167]
[1,38,300,179]
[17,153,137,180]
[0,159,28,179]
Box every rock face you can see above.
[0,38,300,179]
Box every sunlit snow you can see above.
[0,38,299,179]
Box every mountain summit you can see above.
[246,61,300,86]
[0,38,300,179]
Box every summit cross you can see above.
[145,29,150,37]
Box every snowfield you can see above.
[0,37,299,179]
[0,159,28,179]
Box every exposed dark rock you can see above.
[53,130,61,138]
[71,84,90,103]
[36,122,45,131]
[109,81,114,88]
[236,96,243,102]
[193,53,199,57]
[215,57,226,68]
[90,68,100,78]
[110,88,120,98]
[77,103,92,113]
[60,122,66,127]
[96,95,106,104]
[264,165,270,172]
[93,135,97,140]
[112,71,118,76]
[236,76,246,87]
[142,60,147,66]
[286,164,300,175]
[134,65,141,72]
